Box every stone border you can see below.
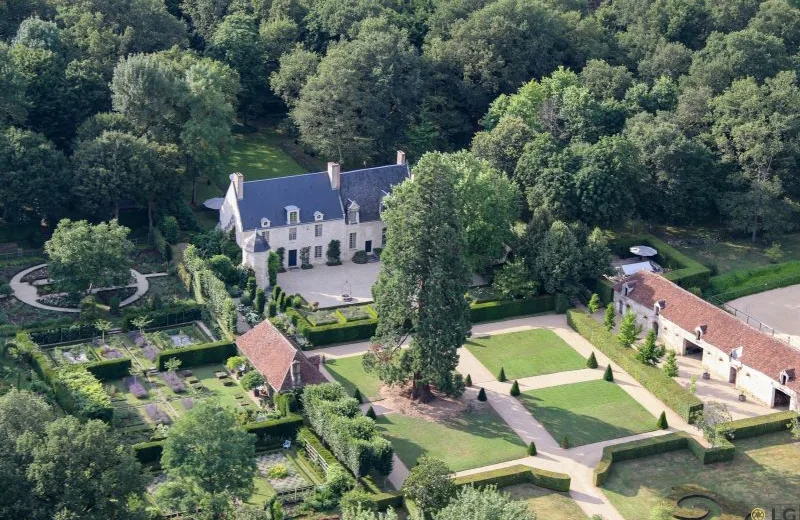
[10,264,157,313]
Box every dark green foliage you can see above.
[560,436,570,449]
[108,296,120,315]
[498,367,506,382]
[302,383,393,477]
[510,380,520,397]
[240,371,265,390]
[527,442,537,456]
[353,387,363,403]
[246,276,257,296]
[469,295,555,322]
[609,235,711,289]
[290,308,377,347]
[663,350,679,377]
[365,406,376,420]
[52,366,113,422]
[156,341,237,370]
[254,288,266,314]
[604,305,616,332]
[568,310,703,422]
[86,358,132,382]
[267,252,280,286]
[453,464,569,493]
[268,302,277,318]
[273,393,298,416]
[477,387,487,401]
[722,410,799,439]
[121,303,203,331]
[465,374,472,387]
[326,240,341,266]
[554,293,570,314]
[657,411,668,429]
[159,216,180,243]
[352,250,368,264]
[587,352,598,369]
[706,261,800,302]
[603,365,614,382]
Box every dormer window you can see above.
[347,201,360,225]
[779,369,795,385]
[314,211,324,222]
[285,205,300,225]
[695,325,706,341]
[260,218,271,228]
[730,346,743,360]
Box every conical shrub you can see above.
[527,442,537,456]
[465,374,472,387]
[561,435,570,449]
[477,387,487,401]
[510,380,520,397]
[586,352,598,369]
[366,406,377,420]
[657,411,668,430]
[498,367,506,382]
[603,365,613,382]
[353,388,362,403]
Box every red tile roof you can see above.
[615,270,800,393]
[236,320,327,393]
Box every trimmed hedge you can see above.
[155,340,236,370]
[588,278,615,305]
[291,308,378,348]
[0,317,75,338]
[567,310,703,422]
[359,477,404,508]
[132,440,164,464]
[244,413,304,447]
[53,366,114,422]
[610,235,711,288]
[85,357,132,381]
[593,432,734,486]
[720,410,798,440]
[29,323,98,345]
[453,464,571,493]
[705,261,800,302]
[469,295,555,323]
[121,302,203,331]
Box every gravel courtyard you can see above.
[727,284,800,344]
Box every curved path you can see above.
[10,264,164,313]
[315,314,710,519]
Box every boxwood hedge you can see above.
[610,235,711,289]
[155,340,236,370]
[593,432,734,486]
[85,357,132,381]
[469,295,555,323]
[721,410,798,440]
[244,413,304,447]
[453,464,571,492]
[567,310,703,422]
[705,261,800,302]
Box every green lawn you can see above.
[376,408,527,472]
[518,380,656,446]
[465,329,587,380]
[223,128,307,181]
[603,432,800,520]
[504,483,588,520]
[656,226,800,273]
[324,355,383,401]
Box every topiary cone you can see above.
[366,406,377,420]
[603,365,613,382]
[498,367,506,382]
[465,373,472,387]
[587,352,598,369]
[510,380,520,397]
[477,387,487,401]
[527,441,537,456]
[561,435,570,449]
[353,388,362,403]
[657,411,668,429]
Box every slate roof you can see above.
[236,320,327,393]
[615,270,800,393]
[237,172,343,231]
[340,164,410,222]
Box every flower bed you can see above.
[162,371,187,393]
[304,309,340,326]
[144,403,171,425]
[37,293,79,308]
[336,305,374,322]
[126,376,149,399]
[21,265,48,283]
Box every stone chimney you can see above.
[396,150,406,165]
[231,172,244,200]
[290,359,301,386]
[327,162,340,190]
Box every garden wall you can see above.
[121,303,203,331]
[610,235,711,289]
[567,310,703,422]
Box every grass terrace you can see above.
[223,128,307,181]
[376,408,526,472]
[504,483,588,520]
[602,432,800,520]
[465,329,586,380]
[323,354,383,401]
[518,380,656,446]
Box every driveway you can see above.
[277,262,381,308]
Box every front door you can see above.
[365,240,372,253]
[288,249,297,267]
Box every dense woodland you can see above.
[2,0,800,240]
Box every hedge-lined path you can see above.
[317,361,411,490]
[312,312,711,519]
[10,264,156,312]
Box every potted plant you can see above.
[701,365,710,380]
[738,392,747,402]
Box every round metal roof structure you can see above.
[202,197,224,210]
[630,245,658,257]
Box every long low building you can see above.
[613,270,799,411]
